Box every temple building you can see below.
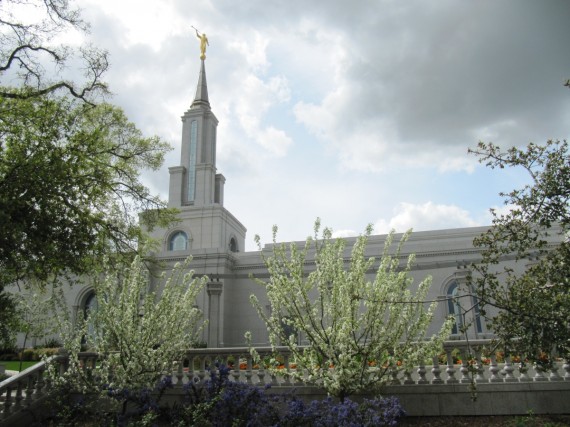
[55,58,538,349]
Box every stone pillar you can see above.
[207,281,223,348]
[168,166,185,207]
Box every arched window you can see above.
[84,292,98,318]
[447,282,463,335]
[446,281,483,335]
[169,231,188,251]
[229,237,238,253]
[83,292,98,344]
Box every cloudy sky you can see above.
[73,0,569,249]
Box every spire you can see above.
[191,59,210,109]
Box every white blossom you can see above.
[250,220,453,399]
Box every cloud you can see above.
[228,32,270,73]
[374,202,481,234]
[289,1,570,174]
[68,0,570,251]
[229,74,293,158]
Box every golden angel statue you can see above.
[192,26,209,60]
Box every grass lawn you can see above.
[0,361,39,371]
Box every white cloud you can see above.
[374,202,481,234]
[228,32,270,73]
[232,73,293,158]
[332,229,359,239]
[81,0,187,49]
[255,126,293,157]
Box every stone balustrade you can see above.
[2,340,570,423]
[0,355,58,423]
[171,340,570,387]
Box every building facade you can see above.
[56,59,539,349]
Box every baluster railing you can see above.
[563,359,570,380]
[549,359,563,381]
[445,350,458,384]
[459,349,471,384]
[488,354,501,382]
[431,356,443,384]
[502,356,517,382]
[417,363,428,384]
[403,369,414,384]
[533,364,548,382]
[4,340,570,423]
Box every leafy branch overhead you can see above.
[469,138,570,362]
[0,0,109,103]
[0,96,175,286]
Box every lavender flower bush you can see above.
[38,364,405,426]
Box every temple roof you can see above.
[191,59,210,109]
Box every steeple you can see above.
[168,58,220,208]
[191,60,210,109]
[152,34,247,257]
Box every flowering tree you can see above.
[49,255,207,393]
[250,220,453,400]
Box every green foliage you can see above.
[250,220,453,400]
[13,289,60,349]
[0,290,18,348]
[0,96,174,287]
[470,139,570,361]
[0,0,174,353]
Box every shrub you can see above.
[173,364,280,426]
[279,395,405,427]
[0,350,18,361]
[172,364,404,427]
[37,362,406,426]
[19,348,38,361]
[37,338,62,349]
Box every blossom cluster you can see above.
[250,220,453,399]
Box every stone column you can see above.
[207,281,223,348]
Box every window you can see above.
[188,120,198,202]
[84,292,98,318]
[83,292,98,344]
[229,237,238,252]
[446,281,483,335]
[169,231,188,251]
[447,282,463,335]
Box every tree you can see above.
[469,139,570,362]
[0,95,173,289]
[250,220,453,401]
[0,0,109,103]
[0,290,18,349]
[0,1,175,349]
[43,255,207,421]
